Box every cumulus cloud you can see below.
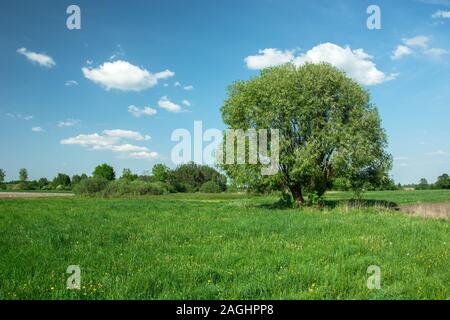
[182,99,191,107]
[158,96,182,113]
[17,48,55,68]
[128,105,157,117]
[183,85,194,91]
[245,48,294,70]
[294,43,395,85]
[61,129,157,160]
[82,60,174,91]
[391,45,413,60]
[432,10,450,18]
[244,43,395,85]
[174,81,181,87]
[57,119,80,127]
[31,126,44,132]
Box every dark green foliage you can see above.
[199,181,222,193]
[152,164,169,182]
[417,178,429,190]
[73,177,109,195]
[19,168,28,182]
[71,174,88,186]
[0,169,5,183]
[93,163,116,181]
[52,173,71,188]
[167,162,227,192]
[38,178,50,189]
[121,168,138,181]
[435,173,450,189]
[101,180,169,196]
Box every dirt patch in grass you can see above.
[0,192,74,199]
[400,203,450,219]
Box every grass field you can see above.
[0,190,448,299]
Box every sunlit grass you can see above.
[0,190,448,299]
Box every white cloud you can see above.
[128,105,157,117]
[182,99,191,107]
[293,43,395,85]
[432,10,450,18]
[245,43,394,85]
[402,36,430,49]
[245,48,294,70]
[392,36,448,60]
[108,144,149,153]
[31,126,44,132]
[183,85,194,91]
[391,45,413,60]
[102,129,150,141]
[61,133,116,148]
[17,47,55,68]
[82,60,174,91]
[65,80,78,86]
[61,130,157,160]
[174,81,181,87]
[57,119,80,127]
[125,151,159,160]
[158,96,182,113]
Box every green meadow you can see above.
[0,190,448,300]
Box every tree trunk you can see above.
[290,187,305,207]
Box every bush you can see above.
[73,177,108,195]
[199,181,222,193]
[100,180,169,197]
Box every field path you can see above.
[0,192,74,198]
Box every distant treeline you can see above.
[0,163,228,196]
[402,174,450,190]
[0,166,449,195]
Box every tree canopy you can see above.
[93,163,116,181]
[220,63,392,205]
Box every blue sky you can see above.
[0,0,449,184]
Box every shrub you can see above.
[100,180,169,197]
[199,181,222,193]
[73,177,108,195]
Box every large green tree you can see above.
[93,163,116,181]
[220,63,391,205]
